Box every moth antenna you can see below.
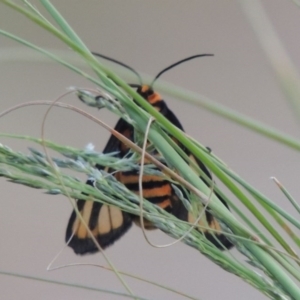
[151,54,214,87]
[92,52,143,85]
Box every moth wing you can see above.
[66,201,132,254]
[170,189,232,249]
[66,118,134,254]
[162,105,232,249]
[101,118,134,157]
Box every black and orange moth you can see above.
[66,54,233,254]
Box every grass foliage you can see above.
[1,1,300,299]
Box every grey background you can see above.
[1,1,300,299]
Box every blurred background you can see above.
[1,1,300,299]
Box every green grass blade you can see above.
[241,0,300,121]
[272,177,300,216]
[0,270,150,300]
[246,242,300,299]
[40,0,91,53]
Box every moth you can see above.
[66,54,233,254]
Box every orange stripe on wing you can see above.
[140,184,172,198]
